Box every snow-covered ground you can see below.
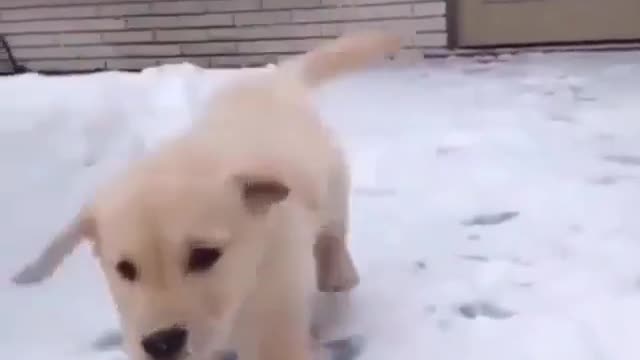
[2,51,640,360]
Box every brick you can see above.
[355,4,414,18]
[418,16,446,32]
[292,4,412,23]
[23,59,106,72]
[161,57,211,68]
[392,48,424,63]
[149,0,259,14]
[0,0,43,7]
[423,47,450,57]
[180,42,237,55]
[237,39,320,53]
[14,46,114,60]
[206,27,252,40]
[0,0,111,9]
[126,14,233,29]
[212,54,278,67]
[208,0,261,12]
[6,34,56,46]
[113,45,182,57]
[101,31,154,43]
[151,1,208,15]
[209,23,327,40]
[58,33,102,45]
[336,17,446,35]
[413,2,446,17]
[14,44,181,60]
[155,29,211,42]
[0,19,125,34]
[323,0,412,4]
[107,58,159,70]
[97,4,151,17]
[261,0,321,9]
[8,33,101,46]
[0,6,95,21]
[413,32,447,47]
[208,18,432,41]
[234,10,291,25]
[275,53,296,62]
[335,19,409,34]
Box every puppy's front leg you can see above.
[258,318,313,360]
[234,304,312,360]
[315,156,359,293]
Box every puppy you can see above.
[12,31,402,360]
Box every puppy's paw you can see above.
[92,330,123,351]
[324,335,366,360]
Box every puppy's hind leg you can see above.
[315,154,359,293]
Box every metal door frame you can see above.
[446,0,459,49]
[446,0,640,49]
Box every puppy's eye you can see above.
[187,247,222,273]
[116,260,138,281]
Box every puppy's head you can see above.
[13,155,290,360]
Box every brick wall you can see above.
[0,0,447,72]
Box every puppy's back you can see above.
[196,31,403,212]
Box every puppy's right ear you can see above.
[11,205,97,285]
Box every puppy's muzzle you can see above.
[141,326,188,360]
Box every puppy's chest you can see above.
[228,215,317,345]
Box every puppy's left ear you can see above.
[234,174,290,215]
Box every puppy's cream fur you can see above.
[12,32,402,360]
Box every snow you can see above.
[2,51,640,360]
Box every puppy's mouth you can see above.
[156,349,192,360]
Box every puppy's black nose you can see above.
[141,326,187,359]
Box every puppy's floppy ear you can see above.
[12,205,97,285]
[233,173,290,215]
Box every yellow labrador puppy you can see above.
[12,32,402,360]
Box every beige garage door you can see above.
[459,0,640,47]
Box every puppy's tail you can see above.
[11,208,94,285]
[279,31,403,88]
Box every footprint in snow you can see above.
[92,330,122,351]
[602,154,640,166]
[457,301,516,320]
[324,335,366,360]
[458,254,489,262]
[462,211,519,226]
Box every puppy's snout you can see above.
[141,326,188,360]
